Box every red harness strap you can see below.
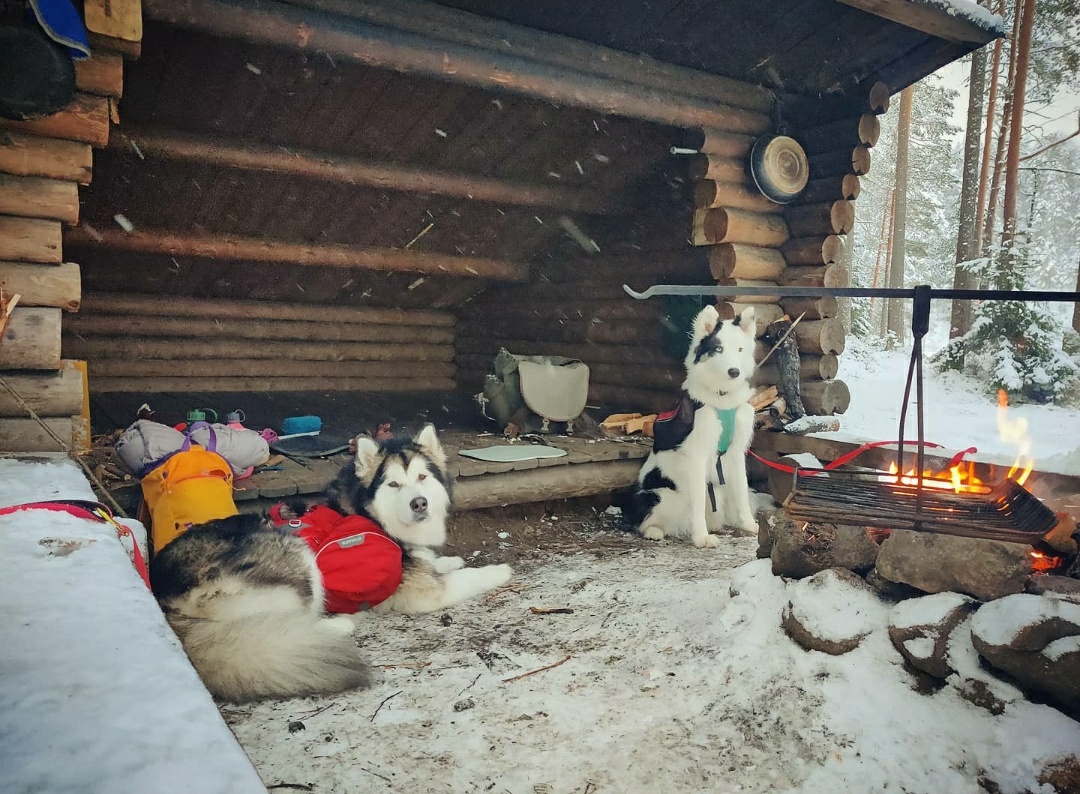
[0,500,151,589]
[748,440,979,475]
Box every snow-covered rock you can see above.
[781,568,886,654]
[888,592,979,679]
[970,594,1080,715]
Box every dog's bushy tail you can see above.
[176,609,370,702]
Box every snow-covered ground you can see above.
[826,338,1080,477]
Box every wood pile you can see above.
[66,293,458,393]
[687,81,891,424]
[0,0,139,451]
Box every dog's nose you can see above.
[727,367,741,379]
[410,496,428,513]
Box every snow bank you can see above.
[0,458,265,794]
[890,591,975,630]
[970,593,1080,647]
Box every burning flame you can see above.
[1029,549,1063,573]
[880,390,1036,494]
[997,390,1034,486]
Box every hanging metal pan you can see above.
[749,134,810,204]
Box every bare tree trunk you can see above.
[885,86,914,347]
[949,44,988,340]
[839,226,853,332]
[1073,254,1080,334]
[874,188,895,336]
[975,0,1006,256]
[1000,0,1036,257]
[984,0,1022,248]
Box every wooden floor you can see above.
[91,390,653,511]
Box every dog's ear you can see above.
[736,306,756,336]
[353,434,381,479]
[692,304,720,338]
[414,423,447,471]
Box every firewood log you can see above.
[0,132,93,185]
[709,244,786,280]
[780,235,843,266]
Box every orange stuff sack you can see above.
[140,422,239,553]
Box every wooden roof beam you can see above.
[64,227,529,280]
[834,0,1003,45]
[142,0,771,134]
[108,126,617,215]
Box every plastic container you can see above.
[225,409,246,430]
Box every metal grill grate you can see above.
[784,468,1058,543]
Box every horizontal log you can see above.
[683,129,756,158]
[458,318,662,347]
[80,292,453,326]
[0,262,81,311]
[777,264,848,288]
[780,235,844,266]
[791,174,861,206]
[473,301,657,323]
[726,303,785,336]
[694,179,781,213]
[0,360,84,417]
[0,93,110,148]
[87,358,456,379]
[143,0,771,134]
[292,0,775,113]
[779,295,839,320]
[800,114,881,153]
[453,459,642,511]
[785,200,855,237]
[801,378,851,415]
[0,174,80,224]
[74,54,125,98]
[0,131,93,185]
[722,280,781,304]
[455,354,681,392]
[792,319,846,355]
[781,81,891,126]
[86,31,142,59]
[835,0,998,44]
[753,353,839,385]
[0,308,62,370]
[808,145,871,178]
[0,417,72,452]
[66,314,455,344]
[709,244,786,280]
[693,207,789,247]
[62,335,455,362]
[587,383,678,413]
[64,227,527,280]
[88,376,458,393]
[111,127,614,214]
[687,154,748,184]
[454,337,679,367]
[0,217,63,263]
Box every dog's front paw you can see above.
[481,563,513,588]
[437,555,465,572]
[641,526,666,541]
[693,533,721,549]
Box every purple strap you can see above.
[183,420,218,452]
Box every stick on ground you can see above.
[502,654,572,683]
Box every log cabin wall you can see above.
[0,0,140,452]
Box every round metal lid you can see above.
[750,135,810,204]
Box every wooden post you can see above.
[693,208,790,247]
[0,308,62,369]
[0,417,72,452]
[453,460,641,511]
[767,317,805,420]
[0,131,93,185]
[0,217,63,263]
[64,227,529,280]
[0,262,81,311]
[0,174,80,224]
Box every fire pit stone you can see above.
[765,516,879,579]
[780,568,884,655]
[887,592,979,679]
[876,529,1033,601]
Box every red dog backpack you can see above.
[269,504,403,613]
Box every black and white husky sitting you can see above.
[150,424,510,702]
[325,424,512,615]
[627,305,758,547]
